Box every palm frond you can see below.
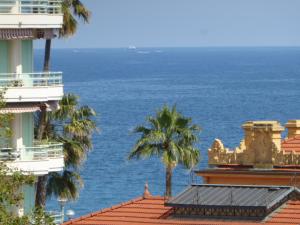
[60,137,86,168]
[71,0,90,22]
[60,0,91,37]
[46,170,83,200]
[54,93,78,120]
[129,104,201,169]
[133,125,151,135]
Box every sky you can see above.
[45,0,300,48]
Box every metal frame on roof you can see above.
[166,184,300,220]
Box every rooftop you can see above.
[62,195,300,225]
[282,135,300,153]
[167,185,294,209]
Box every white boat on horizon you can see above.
[128,45,137,50]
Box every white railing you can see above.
[0,0,15,13]
[48,211,63,224]
[0,142,63,161]
[0,147,19,160]
[0,72,63,88]
[32,142,63,160]
[0,0,62,14]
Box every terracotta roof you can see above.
[62,196,300,225]
[282,135,300,152]
[267,201,300,224]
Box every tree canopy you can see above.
[129,105,201,196]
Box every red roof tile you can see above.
[62,197,300,225]
[282,135,300,152]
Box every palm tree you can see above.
[35,94,97,207]
[128,105,201,197]
[36,0,91,208]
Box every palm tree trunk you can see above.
[35,39,52,208]
[37,38,51,141]
[35,105,47,208]
[43,39,51,72]
[35,175,48,207]
[165,165,172,197]
[37,104,47,141]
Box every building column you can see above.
[9,40,22,74]
[11,113,23,150]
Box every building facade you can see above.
[199,120,300,186]
[0,0,64,216]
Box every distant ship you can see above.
[128,45,137,50]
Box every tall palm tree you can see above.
[36,0,91,208]
[35,94,97,207]
[128,105,201,197]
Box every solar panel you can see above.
[166,184,299,220]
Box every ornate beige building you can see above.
[198,120,300,186]
[209,120,300,168]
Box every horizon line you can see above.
[34,45,300,50]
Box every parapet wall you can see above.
[208,120,300,168]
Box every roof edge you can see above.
[62,196,165,225]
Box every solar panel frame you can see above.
[166,184,295,209]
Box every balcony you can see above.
[0,72,63,102]
[0,0,63,29]
[0,142,64,175]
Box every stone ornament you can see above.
[208,120,300,168]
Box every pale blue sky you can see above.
[45,0,300,48]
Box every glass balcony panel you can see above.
[47,143,64,158]
[0,1,15,13]
[24,146,48,160]
[0,0,62,14]
[48,211,63,224]
[0,72,63,88]
[0,142,63,161]
[20,0,62,14]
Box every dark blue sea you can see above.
[35,47,300,218]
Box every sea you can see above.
[34,47,300,218]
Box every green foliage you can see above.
[0,164,55,225]
[129,105,201,168]
[38,0,92,206]
[129,105,201,196]
[0,164,34,224]
[60,0,91,37]
[0,90,13,144]
[47,170,82,200]
[39,93,97,201]
[30,207,55,225]
[0,91,54,224]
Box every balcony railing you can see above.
[0,147,19,160]
[0,0,62,14]
[48,211,63,224]
[31,142,63,160]
[0,72,63,88]
[0,142,63,161]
